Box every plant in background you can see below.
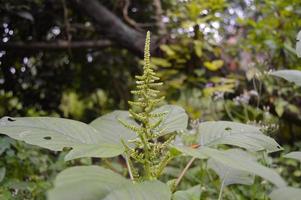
[0,32,292,200]
[268,69,301,200]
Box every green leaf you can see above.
[0,117,125,161]
[103,181,171,200]
[204,60,224,71]
[208,149,254,186]
[173,185,201,200]
[153,105,188,135]
[0,137,11,155]
[174,146,286,187]
[90,110,137,145]
[48,166,128,200]
[274,98,288,117]
[270,70,301,86]
[284,151,301,162]
[194,41,203,58]
[64,143,124,161]
[160,45,176,57]
[0,167,6,183]
[152,57,172,68]
[48,166,171,200]
[270,187,301,200]
[199,121,282,153]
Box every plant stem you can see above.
[124,154,134,181]
[218,179,225,200]
[139,113,152,179]
[174,157,196,190]
[224,102,235,121]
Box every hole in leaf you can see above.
[62,147,71,151]
[277,145,281,149]
[43,136,52,140]
[7,117,16,122]
[225,127,232,131]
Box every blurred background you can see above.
[0,0,301,199]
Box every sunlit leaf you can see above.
[204,60,224,71]
[160,45,176,57]
[152,57,172,68]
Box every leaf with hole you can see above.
[198,121,282,153]
[0,115,134,161]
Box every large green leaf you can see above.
[48,166,171,200]
[208,149,254,186]
[152,105,188,135]
[199,121,282,153]
[0,116,125,160]
[270,70,301,86]
[48,166,128,200]
[284,151,301,162]
[174,146,286,187]
[269,187,301,200]
[172,185,201,200]
[103,181,171,200]
[89,110,137,145]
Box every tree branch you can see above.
[0,40,112,50]
[73,0,158,56]
[153,0,166,35]
[122,0,142,31]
